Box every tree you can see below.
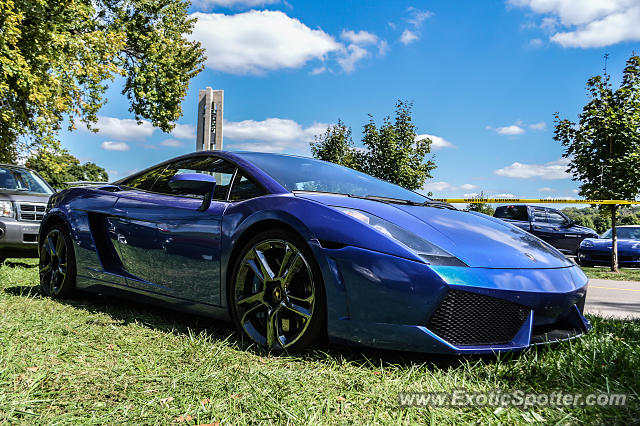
[554,54,640,272]
[310,120,361,170]
[26,149,109,188]
[310,100,436,191]
[0,0,205,163]
[466,191,495,216]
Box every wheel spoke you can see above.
[282,301,311,320]
[282,253,303,287]
[236,290,265,306]
[286,292,314,305]
[240,302,265,325]
[253,249,275,281]
[55,233,64,258]
[45,236,56,257]
[40,263,51,276]
[49,271,57,295]
[277,244,296,278]
[266,306,281,349]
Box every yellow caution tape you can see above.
[432,198,640,205]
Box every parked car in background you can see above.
[0,164,54,264]
[578,225,640,267]
[493,205,598,255]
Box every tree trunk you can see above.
[611,205,619,273]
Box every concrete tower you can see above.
[196,87,223,151]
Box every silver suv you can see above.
[0,164,54,264]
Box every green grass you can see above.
[1,259,639,424]
[580,266,640,282]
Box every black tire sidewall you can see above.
[229,228,326,352]
[40,224,76,298]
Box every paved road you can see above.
[585,279,640,319]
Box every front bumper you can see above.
[0,218,41,258]
[578,248,640,266]
[322,246,591,354]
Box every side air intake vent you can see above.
[426,290,530,346]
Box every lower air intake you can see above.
[426,289,530,346]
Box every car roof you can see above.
[0,163,32,171]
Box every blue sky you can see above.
[60,0,640,203]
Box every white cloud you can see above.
[496,125,526,135]
[528,38,544,48]
[528,121,547,131]
[311,66,326,75]
[572,189,580,194]
[494,158,571,180]
[337,44,369,73]
[509,0,640,48]
[400,29,419,45]
[192,0,279,9]
[415,134,455,150]
[85,116,154,141]
[423,181,454,192]
[537,186,554,192]
[378,39,389,56]
[464,192,479,197]
[224,118,329,153]
[170,123,195,140]
[341,30,378,45]
[160,139,184,147]
[406,6,433,27]
[101,141,130,152]
[491,193,515,198]
[460,183,478,190]
[190,11,341,74]
[422,181,478,192]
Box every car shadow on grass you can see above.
[1,283,569,370]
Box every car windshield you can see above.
[235,152,430,203]
[0,167,53,194]
[601,227,640,240]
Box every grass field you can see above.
[1,259,639,424]
[580,266,640,282]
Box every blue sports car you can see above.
[38,151,591,354]
[578,225,640,268]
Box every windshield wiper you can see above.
[292,190,455,209]
[351,194,456,209]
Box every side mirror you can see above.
[169,173,216,211]
[566,219,575,227]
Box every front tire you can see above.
[229,229,326,352]
[39,224,76,298]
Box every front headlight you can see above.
[0,201,13,218]
[581,240,594,248]
[336,207,467,266]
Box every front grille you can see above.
[18,203,46,222]
[426,290,530,346]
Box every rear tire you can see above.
[229,229,326,352]
[39,224,76,298]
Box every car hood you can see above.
[584,238,640,250]
[571,225,598,236]
[297,193,572,269]
[0,191,51,203]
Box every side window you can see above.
[547,210,567,225]
[121,165,168,191]
[532,208,547,223]
[229,172,266,201]
[151,157,236,200]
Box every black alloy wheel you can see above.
[230,229,325,352]
[39,225,76,298]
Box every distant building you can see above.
[196,87,223,151]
